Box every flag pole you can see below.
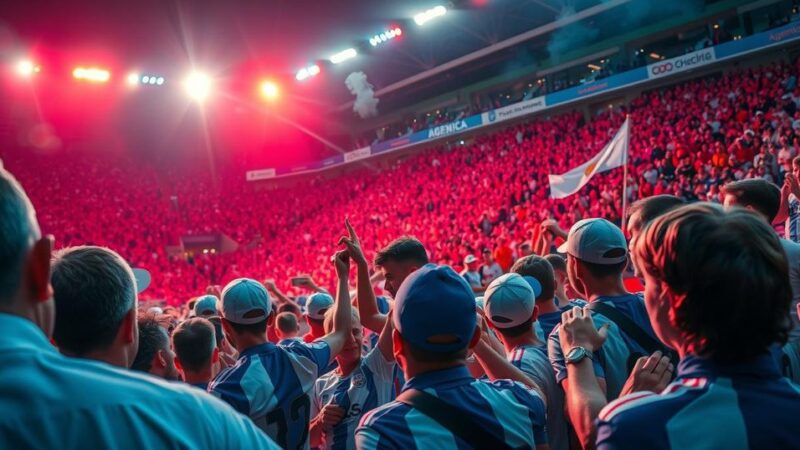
[620,116,630,233]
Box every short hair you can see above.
[722,178,781,222]
[52,246,137,356]
[576,258,627,279]
[0,168,39,304]
[627,195,686,233]
[172,318,215,373]
[323,307,360,334]
[634,203,791,363]
[131,314,169,373]
[544,254,566,273]
[276,312,299,334]
[374,236,428,267]
[793,155,800,167]
[494,319,535,339]
[511,255,555,301]
[277,301,301,317]
[226,318,269,336]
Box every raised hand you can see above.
[339,218,367,267]
[332,249,351,280]
[559,306,609,354]
[620,351,674,395]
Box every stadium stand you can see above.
[2,56,799,305]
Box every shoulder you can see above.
[358,400,408,428]
[598,377,709,423]
[476,378,546,412]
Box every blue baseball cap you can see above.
[306,292,334,320]
[557,218,628,264]
[220,278,272,325]
[132,268,151,294]
[193,295,218,317]
[392,264,477,353]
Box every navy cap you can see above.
[392,264,477,353]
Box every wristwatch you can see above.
[565,346,594,365]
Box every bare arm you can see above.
[776,176,793,225]
[318,250,353,361]
[472,329,546,402]
[340,218,388,333]
[563,363,608,450]
[264,280,291,305]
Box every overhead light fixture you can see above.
[414,5,447,26]
[72,67,111,83]
[330,48,357,64]
[370,27,403,46]
[15,59,41,77]
[296,64,321,81]
[183,71,212,102]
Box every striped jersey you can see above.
[509,344,568,450]
[596,354,800,450]
[786,195,800,243]
[311,348,396,450]
[548,293,657,399]
[355,365,547,450]
[538,300,588,341]
[209,340,330,450]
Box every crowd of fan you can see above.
[4,58,800,308]
[2,158,800,448]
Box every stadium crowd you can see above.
[12,56,800,305]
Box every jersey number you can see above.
[265,395,311,450]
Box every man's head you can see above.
[305,292,334,333]
[511,255,555,303]
[793,155,800,179]
[391,265,479,375]
[275,312,300,340]
[484,273,538,339]
[626,195,686,241]
[51,246,139,367]
[218,278,272,350]
[722,178,781,223]
[481,248,493,264]
[324,308,363,364]
[0,168,53,335]
[463,254,479,272]
[544,254,570,300]
[131,314,179,380]
[172,317,218,382]
[193,295,218,317]
[518,242,533,257]
[633,203,791,363]
[558,219,628,299]
[374,236,428,297]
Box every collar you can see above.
[0,313,55,354]
[677,353,782,380]
[240,341,278,357]
[403,365,473,392]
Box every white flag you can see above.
[548,117,629,199]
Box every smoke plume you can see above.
[345,71,379,119]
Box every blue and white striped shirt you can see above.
[596,354,800,450]
[209,340,330,450]
[509,344,568,450]
[312,348,396,450]
[786,195,800,243]
[548,293,656,399]
[355,366,547,449]
[0,313,278,449]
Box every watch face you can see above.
[566,347,587,363]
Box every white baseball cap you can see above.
[464,254,478,264]
[306,293,334,320]
[219,278,272,325]
[557,218,628,265]
[485,273,536,329]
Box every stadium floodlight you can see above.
[296,64,321,81]
[183,71,212,102]
[16,59,41,77]
[330,48,357,64]
[414,5,447,26]
[127,72,140,85]
[72,67,111,83]
[369,27,403,47]
[259,80,280,101]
